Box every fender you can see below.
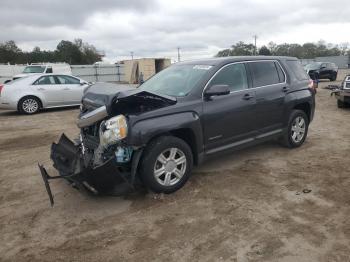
[126,111,204,155]
[284,88,315,126]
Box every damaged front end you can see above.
[38,84,176,206]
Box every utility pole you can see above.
[253,35,258,55]
[131,51,134,60]
[177,47,181,62]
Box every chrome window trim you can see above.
[202,60,287,99]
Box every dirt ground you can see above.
[0,81,349,262]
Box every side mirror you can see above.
[80,80,87,85]
[204,84,230,98]
[320,66,326,69]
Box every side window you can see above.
[46,67,53,73]
[35,76,56,85]
[286,60,309,81]
[250,61,280,87]
[56,75,80,84]
[275,62,285,83]
[209,63,248,92]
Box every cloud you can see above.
[1,0,350,62]
[0,0,157,27]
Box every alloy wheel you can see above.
[291,116,306,143]
[153,148,187,186]
[22,98,39,114]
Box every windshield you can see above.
[23,66,46,73]
[139,64,212,97]
[304,62,322,70]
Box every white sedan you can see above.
[0,74,89,114]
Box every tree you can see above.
[216,40,349,59]
[0,40,22,63]
[216,49,231,57]
[268,42,277,55]
[230,41,255,56]
[258,45,271,56]
[56,40,82,64]
[216,41,255,57]
[0,39,103,64]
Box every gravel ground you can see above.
[0,81,349,262]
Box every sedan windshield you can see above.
[23,66,46,73]
[140,64,212,97]
[304,62,322,70]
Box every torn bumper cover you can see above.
[38,134,142,206]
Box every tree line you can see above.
[0,39,103,65]
[216,40,349,59]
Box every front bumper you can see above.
[333,90,350,102]
[38,134,143,206]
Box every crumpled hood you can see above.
[82,82,135,110]
[81,82,177,116]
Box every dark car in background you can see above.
[305,62,338,81]
[39,56,316,205]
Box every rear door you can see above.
[203,62,257,153]
[248,60,287,135]
[32,75,64,106]
[55,75,86,105]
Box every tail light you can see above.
[0,84,3,96]
[308,79,317,93]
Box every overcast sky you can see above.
[1,0,349,62]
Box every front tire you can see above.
[18,96,40,114]
[140,136,193,194]
[281,110,309,148]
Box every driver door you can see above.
[203,63,257,153]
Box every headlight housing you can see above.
[99,115,128,147]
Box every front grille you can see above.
[83,134,99,150]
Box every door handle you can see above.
[242,93,254,100]
[63,88,70,90]
[37,88,45,91]
[282,86,290,92]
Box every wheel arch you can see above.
[140,128,199,166]
[293,102,311,121]
[128,112,204,165]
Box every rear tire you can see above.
[281,110,309,148]
[18,96,41,114]
[139,136,193,194]
[330,73,337,81]
[337,100,345,108]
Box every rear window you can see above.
[286,60,309,81]
[250,61,281,87]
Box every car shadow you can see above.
[0,106,79,117]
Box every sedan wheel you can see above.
[20,97,40,114]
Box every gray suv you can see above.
[39,56,315,205]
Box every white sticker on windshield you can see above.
[193,65,212,70]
